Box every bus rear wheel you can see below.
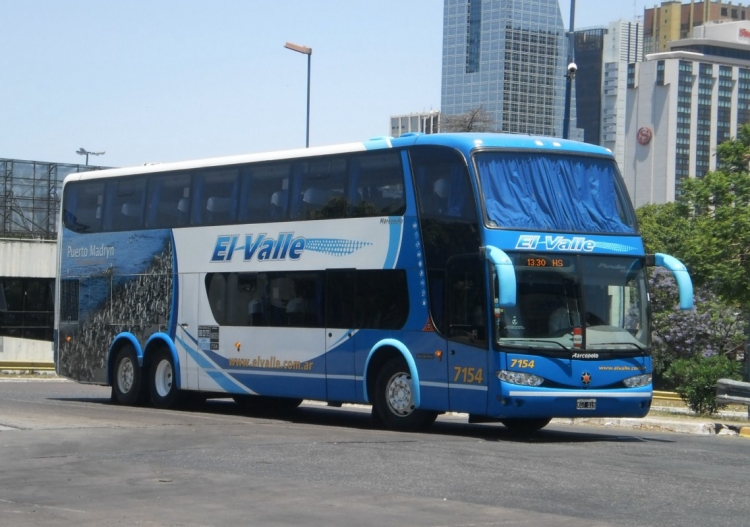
[499,417,552,434]
[373,357,437,432]
[149,349,179,409]
[112,344,148,406]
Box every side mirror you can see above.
[486,246,516,307]
[649,253,694,310]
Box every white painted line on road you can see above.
[0,378,71,382]
[0,498,86,513]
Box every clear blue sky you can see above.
[2,0,650,167]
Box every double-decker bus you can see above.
[55,133,693,432]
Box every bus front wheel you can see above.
[373,357,437,432]
[112,345,147,406]
[149,348,179,409]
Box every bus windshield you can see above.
[494,254,649,352]
[475,151,636,233]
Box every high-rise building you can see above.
[644,1,750,55]
[572,28,608,145]
[624,20,750,206]
[441,0,577,138]
[601,20,644,169]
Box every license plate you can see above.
[577,398,596,410]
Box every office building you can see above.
[441,0,579,138]
[572,28,608,145]
[624,21,750,206]
[601,20,645,169]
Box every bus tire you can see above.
[499,417,552,434]
[149,348,179,409]
[112,344,148,406]
[373,357,437,432]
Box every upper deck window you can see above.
[475,151,635,233]
[61,150,405,234]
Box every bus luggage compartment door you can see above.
[177,272,199,390]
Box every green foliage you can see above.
[648,269,746,389]
[635,127,750,395]
[635,203,691,257]
[715,123,750,175]
[677,132,750,307]
[665,355,742,416]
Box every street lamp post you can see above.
[76,148,105,165]
[284,41,312,148]
[563,0,576,140]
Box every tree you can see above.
[665,355,742,415]
[440,107,495,133]
[635,129,750,402]
[678,125,750,308]
[650,268,746,385]
[635,202,691,256]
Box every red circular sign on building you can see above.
[637,126,653,146]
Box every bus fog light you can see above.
[497,370,544,386]
[623,373,651,388]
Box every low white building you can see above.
[0,239,56,364]
[0,158,104,367]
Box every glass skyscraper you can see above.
[441,0,572,137]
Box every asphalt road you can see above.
[1,378,748,527]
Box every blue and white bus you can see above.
[55,133,693,432]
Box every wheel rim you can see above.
[154,359,173,398]
[386,372,414,416]
[117,357,134,394]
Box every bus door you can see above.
[445,255,489,414]
[177,272,200,390]
[325,270,356,402]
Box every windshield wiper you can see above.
[587,342,646,352]
[498,339,569,351]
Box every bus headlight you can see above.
[497,370,544,386]
[623,373,652,388]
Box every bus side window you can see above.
[236,164,276,225]
[206,273,227,325]
[63,182,105,233]
[355,270,409,330]
[146,173,191,229]
[105,177,146,231]
[292,156,348,220]
[192,169,239,226]
[350,152,405,217]
[270,190,288,220]
[286,274,322,327]
[412,148,475,221]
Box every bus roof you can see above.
[64,133,614,184]
[399,132,614,158]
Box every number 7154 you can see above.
[453,366,484,384]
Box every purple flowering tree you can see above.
[650,268,746,389]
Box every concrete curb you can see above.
[553,416,715,435]
[552,416,750,437]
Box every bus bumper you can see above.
[490,385,653,419]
